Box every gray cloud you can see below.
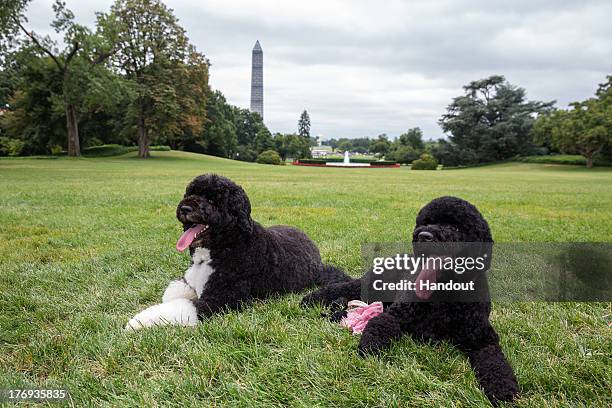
[25,0,612,139]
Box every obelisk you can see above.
[250,40,263,119]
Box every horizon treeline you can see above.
[0,1,610,167]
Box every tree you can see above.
[429,138,478,167]
[558,101,609,168]
[273,133,288,160]
[234,145,257,162]
[253,126,274,154]
[337,140,352,152]
[399,127,425,150]
[370,134,391,156]
[388,145,419,164]
[198,90,236,157]
[439,75,553,164]
[532,77,611,168]
[2,0,115,156]
[103,0,209,158]
[0,51,66,154]
[0,1,29,58]
[274,133,310,160]
[234,108,264,147]
[298,109,310,138]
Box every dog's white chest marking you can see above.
[125,247,216,331]
[184,247,214,297]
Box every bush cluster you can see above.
[256,150,282,165]
[411,153,438,170]
[0,137,26,156]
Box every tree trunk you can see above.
[138,105,150,158]
[586,155,593,168]
[66,102,80,157]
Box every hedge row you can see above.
[298,158,397,165]
[317,157,377,163]
[368,161,397,166]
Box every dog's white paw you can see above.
[125,298,198,331]
[162,279,197,303]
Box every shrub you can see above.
[50,145,63,155]
[0,137,26,156]
[411,153,438,170]
[256,150,282,165]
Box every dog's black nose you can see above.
[180,205,193,214]
[418,231,434,242]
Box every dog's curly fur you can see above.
[302,196,519,404]
[178,174,349,318]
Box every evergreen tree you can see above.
[298,109,311,138]
[439,75,553,164]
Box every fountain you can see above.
[326,150,370,167]
[293,148,399,168]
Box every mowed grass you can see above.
[1,151,611,407]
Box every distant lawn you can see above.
[516,154,612,167]
[1,151,611,406]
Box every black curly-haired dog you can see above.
[302,196,519,404]
[126,174,349,330]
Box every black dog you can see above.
[126,174,348,330]
[302,196,519,404]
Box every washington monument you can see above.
[250,40,263,119]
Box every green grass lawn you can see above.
[1,151,611,407]
[516,155,612,167]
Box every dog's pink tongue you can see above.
[176,224,206,252]
[415,265,437,300]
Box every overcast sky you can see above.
[25,0,612,140]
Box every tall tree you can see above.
[439,75,553,164]
[399,127,425,150]
[370,133,391,156]
[253,127,274,154]
[0,52,64,155]
[274,133,311,160]
[198,90,237,157]
[233,108,264,147]
[1,0,114,156]
[103,0,208,158]
[532,76,612,168]
[0,1,29,59]
[298,109,311,138]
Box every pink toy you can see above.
[340,300,384,334]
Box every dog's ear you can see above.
[226,185,253,235]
